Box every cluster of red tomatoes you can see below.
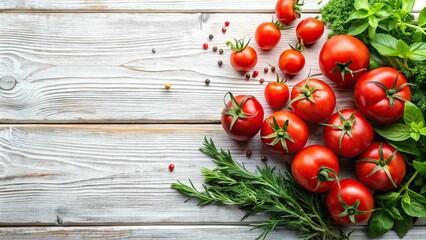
[221,0,411,226]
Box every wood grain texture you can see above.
[1,226,426,240]
[0,0,424,12]
[0,13,356,123]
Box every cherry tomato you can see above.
[354,67,411,124]
[255,21,287,50]
[264,74,289,109]
[229,38,258,72]
[260,110,308,154]
[326,179,374,225]
[355,142,406,191]
[278,48,305,75]
[276,0,303,25]
[296,17,324,45]
[323,109,374,158]
[221,92,264,141]
[290,77,336,123]
[291,145,340,193]
[319,35,369,87]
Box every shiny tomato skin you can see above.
[278,49,305,75]
[255,22,281,50]
[291,145,340,193]
[326,179,374,225]
[221,95,264,141]
[276,0,300,25]
[355,142,406,191]
[296,17,325,45]
[354,67,411,124]
[260,111,308,154]
[323,109,374,158]
[319,35,369,87]
[264,82,289,109]
[290,78,336,123]
[230,46,258,72]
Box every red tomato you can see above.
[355,142,406,191]
[296,17,325,45]
[278,48,305,75]
[276,0,302,25]
[264,74,289,109]
[260,110,308,154]
[323,109,374,158]
[221,92,264,141]
[229,39,258,72]
[326,179,374,225]
[290,77,336,123]
[255,21,283,50]
[319,35,369,87]
[291,145,340,193]
[354,67,411,124]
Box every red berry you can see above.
[225,21,230,27]
[169,164,175,171]
[252,71,259,78]
[203,43,208,50]
[222,27,227,33]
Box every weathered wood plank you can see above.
[0,0,424,12]
[0,226,425,239]
[0,13,356,123]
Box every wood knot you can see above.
[0,76,17,91]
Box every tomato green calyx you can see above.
[367,73,411,108]
[261,117,295,152]
[274,73,288,84]
[330,59,367,83]
[294,0,305,15]
[335,181,371,224]
[272,16,292,30]
[356,142,398,188]
[290,78,320,105]
[313,166,339,192]
[222,92,259,131]
[228,38,251,53]
[321,111,356,149]
[289,40,305,52]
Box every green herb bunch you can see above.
[171,138,349,240]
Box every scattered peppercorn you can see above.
[259,78,265,84]
[218,60,223,67]
[225,21,230,27]
[252,71,259,78]
[245,74,251,80]
[164,83,171,89]
[271,66,276,72]
[246,149,252,158]
[264,67,268,73]
[209,34,214,40]
[219,49,224,54]
[213,46,218,52]
[205,79,211,86]
[152,48,156,53]
[203,43,208,50]
[261,156,268,162]
[222,27,227,33]
[169,164,175,171]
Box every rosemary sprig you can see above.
[171,138,349,240]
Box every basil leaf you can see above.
[368,209,394,237]
[378,18,397,31]
[396,40,410,57]
[375,123,411,141]
[375,5,393,18]
[413,30,424,43]
[411,132,421,141]
[401,189,426,217]
[371,33,399,56]
[404,101,424,126]
[419,7,426,27]
[387,207,403,220]
[421,185,426,194]
[402,0,415,13]
[348,19,369,36]
[413,160,426,176]
[394,205,413,238]
[354,0,370,10]
[407,42,426,61]
[368,25,377,40]
[387,139,420,156]
[375,191,400,203]
[347,9,369,21]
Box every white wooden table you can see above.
[0,1,425,239]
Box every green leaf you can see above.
[378,18,397,31]
[394,206,413,238]
[375,191,400,203]
[375,5,393,18]
[413,30,424,42]
[419,7,426,27]
[421,185,426,194]
[411,132,421,141]
[414,160,426,176]
[387,207,403,220]
[375,123,411,141]
[354,0,370,10]
[368,15,378,29]
[404,101,424,126]
[347,9,369,21]
[420,127,426,135]
[396,40,410,57]
[371,33,399,56]
[387,139,421,156]
[368,210,394,237]
[407,42,426,61]
[401,189,426,217]
[402,0,415,13]
[348,19,370,36]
